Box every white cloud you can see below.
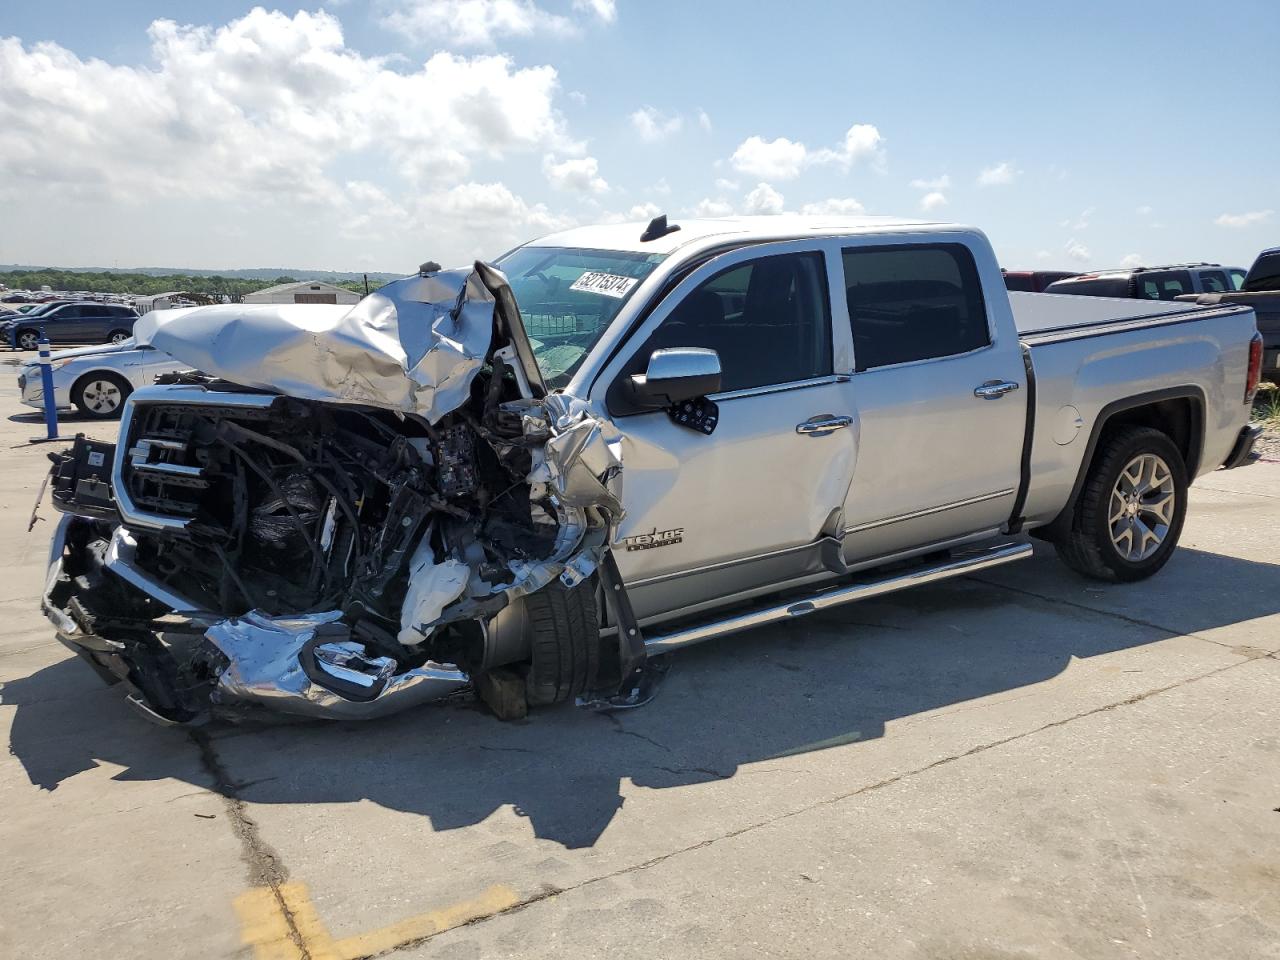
[567,90,587,105]
[381,0,575,47]
[714,177,739,192]
[1215,210,1273,228]
[919,191,948,212]
[977,162,1019,186]
[690,198,734,217]
[542,154,608,193]
[1120,253,1144,268]
[1064,238,1091,263]
[730,123,883,181]
[800,197,865,216]
[697,108,712,132]
[910,174,950,191]
[1035,250,1052,262]
[630,105,682,142]
[1060,207,1095,231]
[572,0,617,22]
[0,10,574,207]
[743,182,785,215]
[650,177,671,195]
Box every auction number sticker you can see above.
[569,271,639,299]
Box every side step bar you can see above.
[643,541,1032,655]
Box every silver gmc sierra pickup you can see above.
[40,215,1265,724]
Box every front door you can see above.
[596,242,857,624]
[835,239,1027,563]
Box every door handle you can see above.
[796,414,852,437]
[973,380,1020,400]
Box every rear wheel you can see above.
[107,329,131,345]
[72,372,131,419]
[1053,425,1187,582]
[16,329,39,351]
[524,579,601,706]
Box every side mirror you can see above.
[626,347,721,410]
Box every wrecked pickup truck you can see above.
[41,215,1265,725]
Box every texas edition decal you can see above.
[620,527,684,551]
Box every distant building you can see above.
[134,291,209,315]
[243,280,360,305]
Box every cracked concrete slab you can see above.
[0,373,1277,960]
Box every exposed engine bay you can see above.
[40,263,629,724]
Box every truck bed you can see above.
[1009,291,1250,342]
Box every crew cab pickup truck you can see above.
[39,215,1265,725]
[1178,246,1280,381]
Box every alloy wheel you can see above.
[1108,453,1175,562]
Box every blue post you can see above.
[37,336,58,441]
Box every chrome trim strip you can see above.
[113,387,280,532]
[644,541,1031,655]
[843,489,1015,535]
[710,374,842,403]
[105,527,209,613]
[624,538,822,589]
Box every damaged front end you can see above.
[41,263,624,725]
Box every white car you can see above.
[18,313,189,419]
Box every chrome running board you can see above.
[643,541,1032,655]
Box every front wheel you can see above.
[1053,425,1188,582]
[16,329,39,351]
[72,372,132,419]
[107,329,131,345]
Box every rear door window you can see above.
[1138,271,1194,300]
[1198,270,1230,293]
[843,244,991,371]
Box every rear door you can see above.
[595,241,857,623]
[836,239,1027,563]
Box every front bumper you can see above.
[1222,424,1263,469]
[18,370,71,410]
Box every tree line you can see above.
[0,269,381,299]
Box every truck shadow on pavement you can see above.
[6,546,1279,849]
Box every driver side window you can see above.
[641,251,832,393]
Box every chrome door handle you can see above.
[796,414,852,437]
[973,380,1020,400]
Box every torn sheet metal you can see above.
[145,269,496,422]
[40,259,629,725]
[206,610,468,720]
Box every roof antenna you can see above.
[640,214,681,243]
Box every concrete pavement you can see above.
[1,377,1276,959]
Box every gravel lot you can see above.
[1,377,1277,960]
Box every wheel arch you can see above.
[1035,386,1204,541]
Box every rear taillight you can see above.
[1245,332,1263,402]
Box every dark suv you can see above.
[1044,263,1246,301]
[3,301,140,351]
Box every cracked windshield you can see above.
[499,246,665,387]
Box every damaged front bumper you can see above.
[40,263,627,725]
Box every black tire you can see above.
[16,328,39,351]
[1053,425,1188,582]
[72,372,132,419]
[524,579,600,706]
[107,329,131,345]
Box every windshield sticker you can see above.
[569,271,639,299]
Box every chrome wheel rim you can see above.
[1109,453,1175,562]
[18,333,37,350]
[110,332,128,344]
[82,380,122,414]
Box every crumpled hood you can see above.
[146,269,498,421]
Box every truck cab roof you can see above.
[526,215,954,257]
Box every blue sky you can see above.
[1,0,1277,273]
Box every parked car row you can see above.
[1177,247,1280,382]
[17,312,189,419]
[1,301,140,350]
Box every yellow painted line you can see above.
[235,882,524,960]
[333,883,522,959]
